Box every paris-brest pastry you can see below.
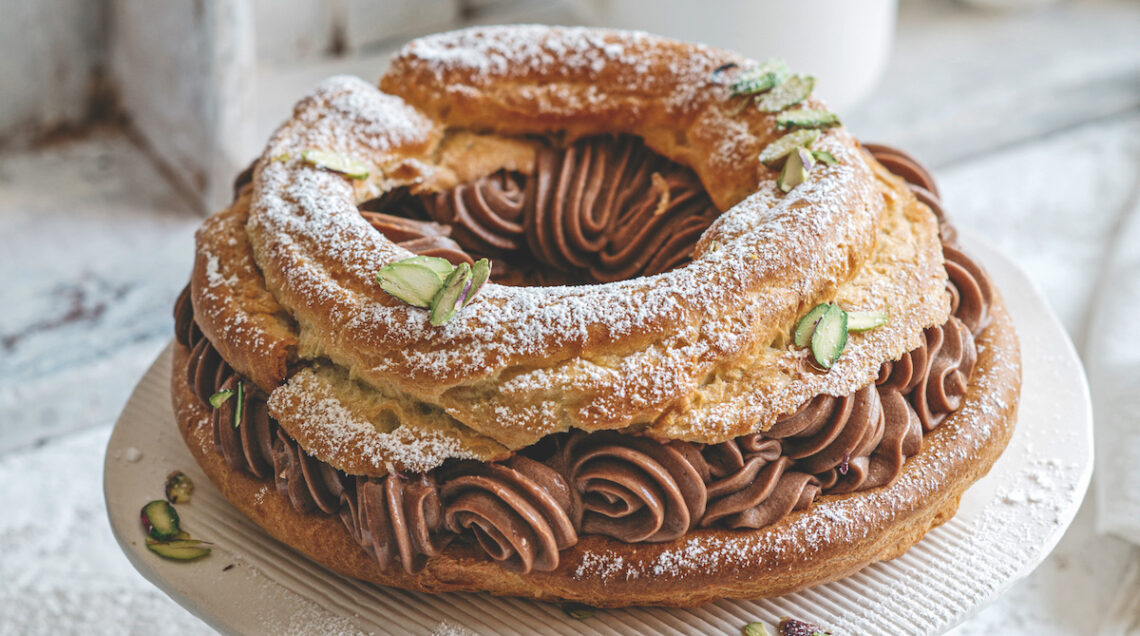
[171,25,1020,607]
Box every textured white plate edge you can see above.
[103,233,1094,635]
[101,356,359,636]
[942,234,1095,627]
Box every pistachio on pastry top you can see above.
[191,26,952,476]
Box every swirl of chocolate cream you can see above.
[526,136,653,271]
[210,374,276,480]
[701,434,782,480]
[592,170,721,282]
[426,170,527,255]
[185,334,230,407]
[340,473,448,573]
[173,283,197,348]
[359,211,474,266]
[860,388,923,490]
[525,135,719,281]
[944,245,994,336]
[564,431,708,543]
[700,456,820,529]
[440,455,577,573]
[270,427,346,514]
[913,316,978,432]
[876,343,929,395]
[339,477,368,547]
[765,385,886,493]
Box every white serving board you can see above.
[104,235,1093,635]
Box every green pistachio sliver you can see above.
[755,74,815,113]
[301,149,369,179]
[812,150,838,165]
[776,108,841,130]
[376,262,447,308]
[429,263,473,326]
[165,471,194,504]
[399,255,456,278]
[759,129,821,167]
[811,304,848,369]
[461,259,492,308]
[777,147,816,193]
[793,303,831,347]
[208,389,234,408]
[561,603,595,620]
[233,381,244,429]
[730,59,791,96]
[728,95,754,116]
[846,309,888,332]
[146,538,212,561]
[743,622,772,636]
[141,500,182,540]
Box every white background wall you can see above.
[0,0,106,145]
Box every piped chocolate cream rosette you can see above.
[170,25,1019,608]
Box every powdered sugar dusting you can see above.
[393,25,728,111]
[573,551,630,582]
[573,319,1025,597]
[267,367,489,473]
[432,620,479,636]
[239,27,949,459]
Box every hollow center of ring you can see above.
[357,134,723,286]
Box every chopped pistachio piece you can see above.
[755,74,815,113]
[232,381,243,429]
[430,263,472,326]
[461,259,492,308]
[301,149,369,179]
[376,261,448,308]
[759,129,821,168]
[744,622,772,636]
[731,59,791,96]
[846,309,888,332]
[777,147,816,193]
[400,255,456,278]
[165,471,194,504]
[776,108,840,130]
[810,304,848,369]
[728,95,754,116]
[208,389,234,408]
[141,500,181,540]
[811,150,838,165]
[793,303,830,347]
[146,538,212,562]
[561,603,595,620]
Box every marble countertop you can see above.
[2,0,1139,633]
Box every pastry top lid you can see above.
[191,25,949,473]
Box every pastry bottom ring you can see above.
[171,296,1018,608]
